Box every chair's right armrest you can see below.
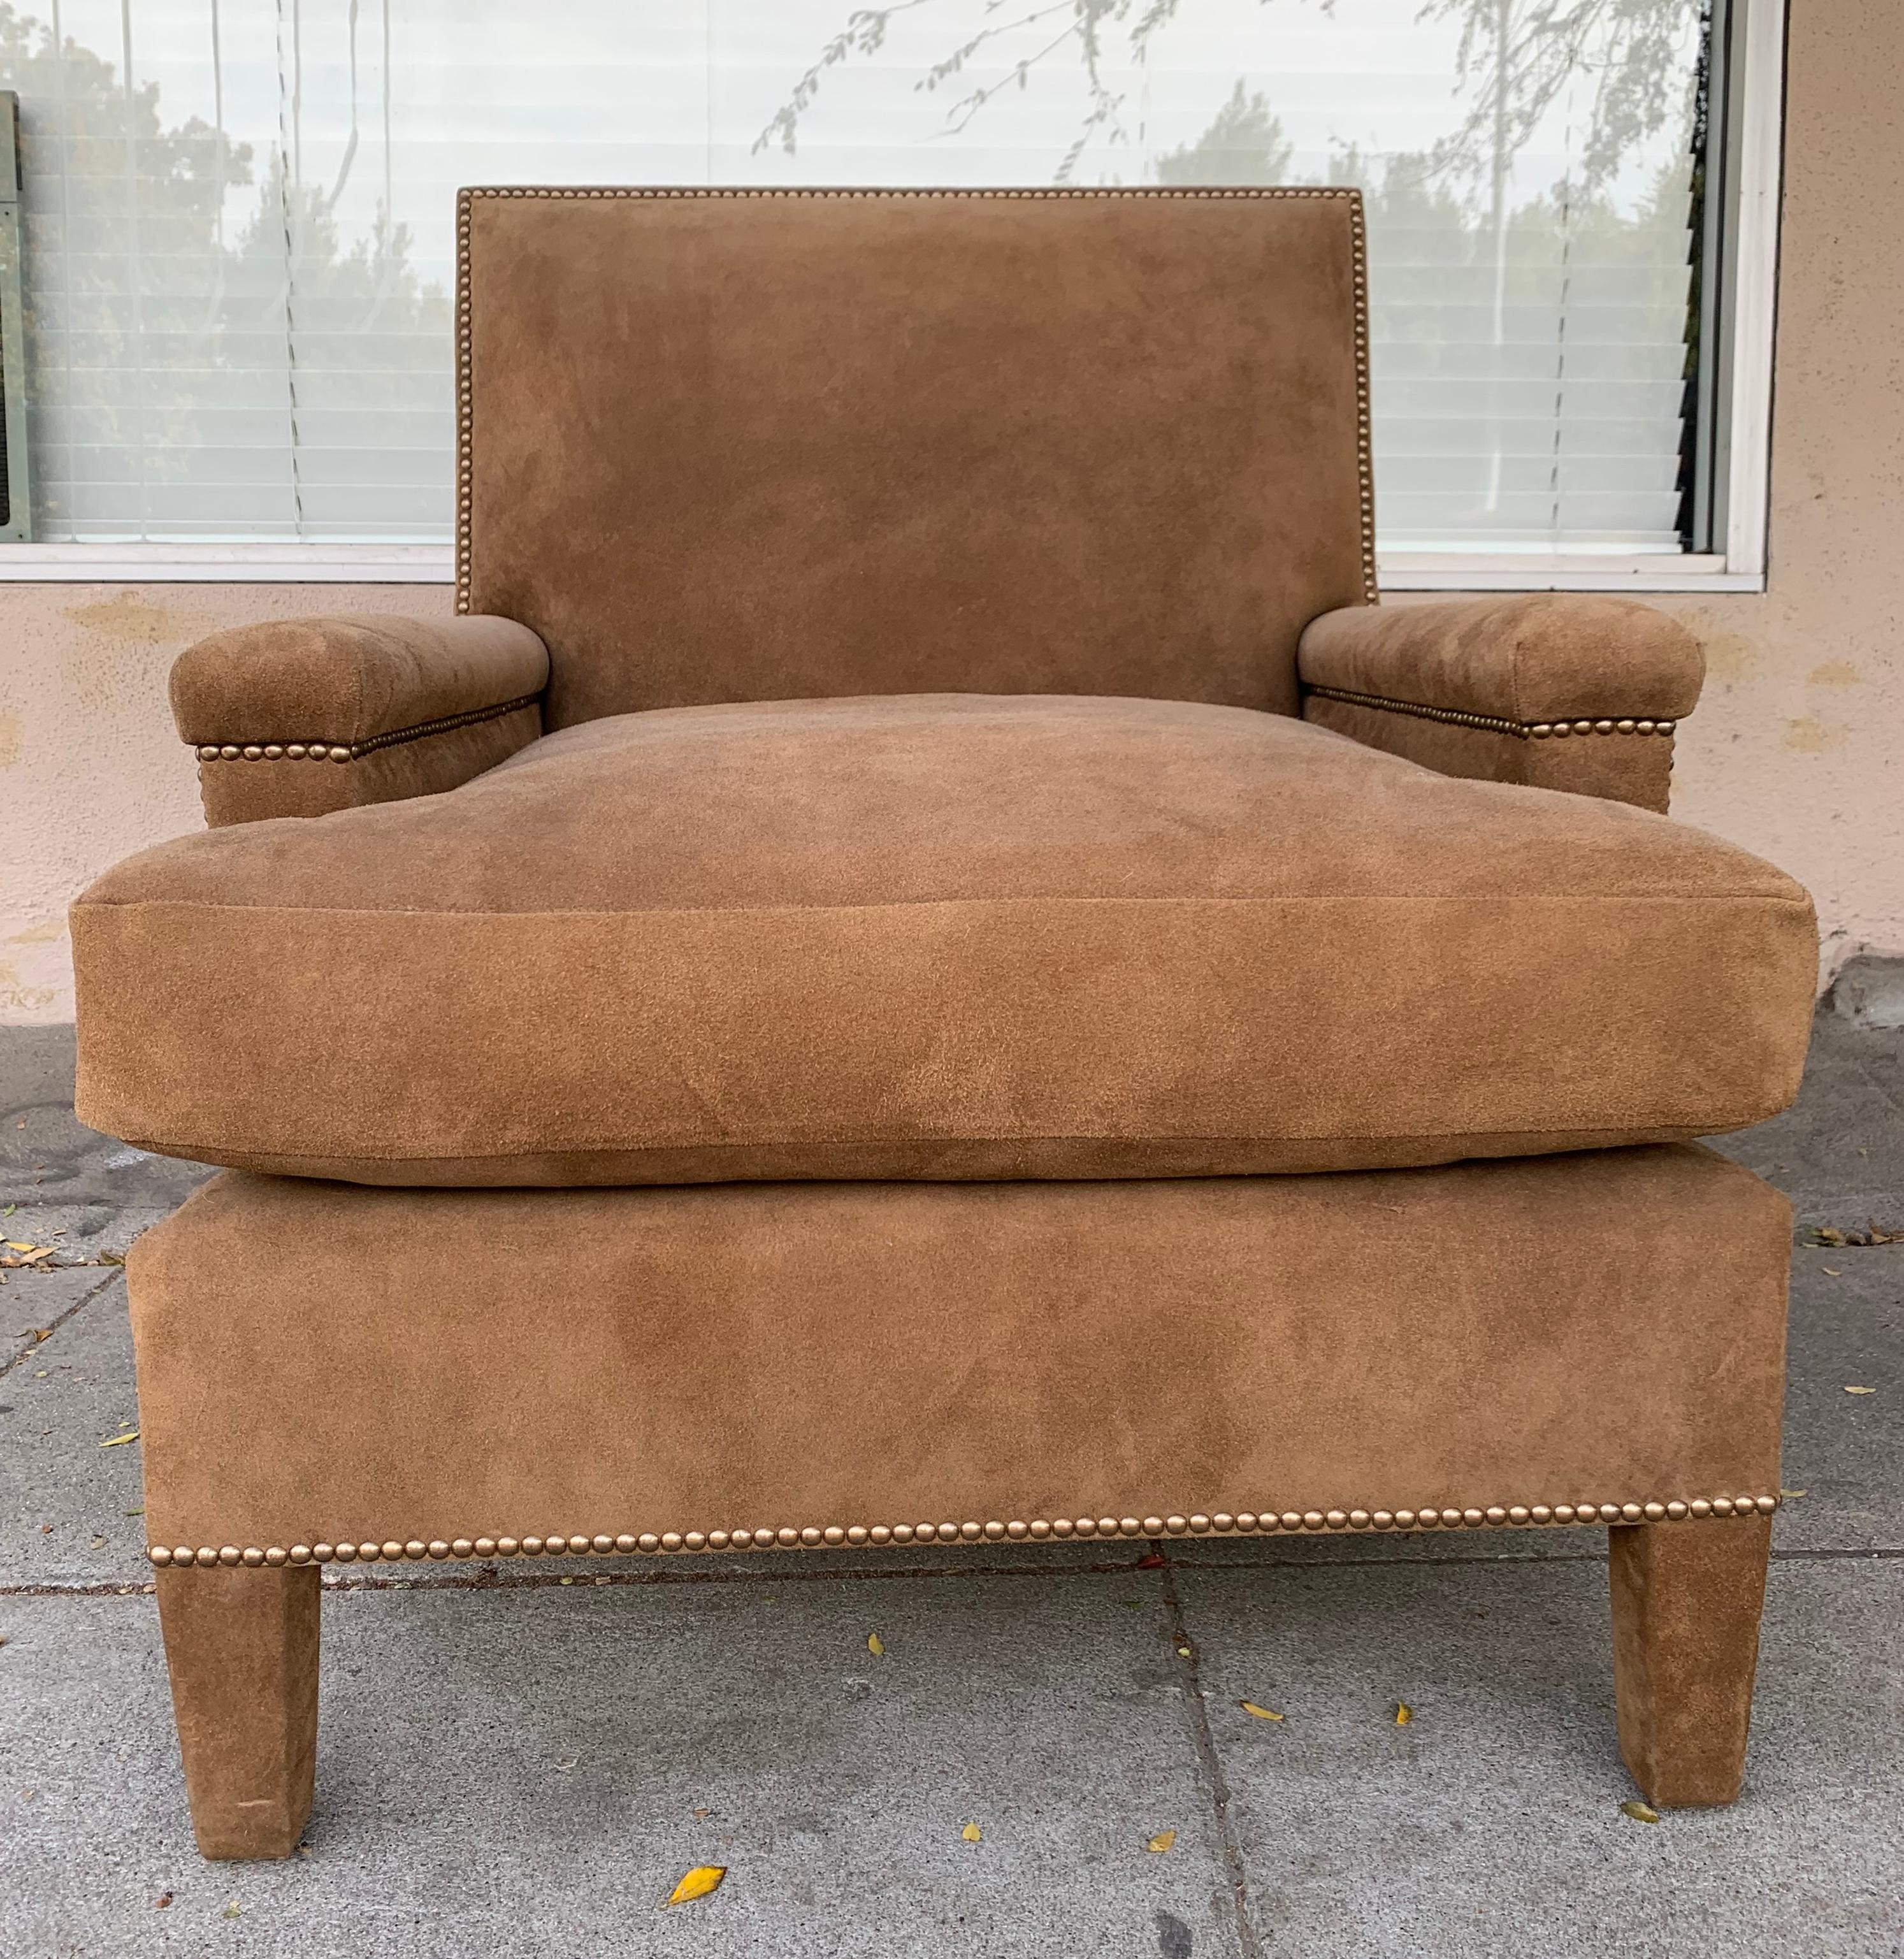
[171,614,549,827]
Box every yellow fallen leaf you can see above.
[1845,1386,1876,1395]
[1394,1702,1413,1726]
[1621,1800,1661,1824]
[222,1900,242,1919]
[961,1821,982,1842]
[1239,1701,1284,1722]
[99,1430,140,1448]
[1146,1829,1178,1854]
[1822,1268,1842,1276]
[664,1865,726,1908]
[867,1632,884,1657]
[5,1241,39,1252]
[1778,1488,1808,1499]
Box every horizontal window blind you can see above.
[1,0,1705,552]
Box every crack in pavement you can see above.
[0,1266,121,1380]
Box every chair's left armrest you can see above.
[1297,596,1704,813]
[171,614,550,826]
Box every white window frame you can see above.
[0,0,1785,593]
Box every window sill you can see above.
[0,542,1767,595]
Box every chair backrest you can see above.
[459,187,1373,730]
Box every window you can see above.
[0,0,1780,585]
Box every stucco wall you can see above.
[1,0,1898,1025]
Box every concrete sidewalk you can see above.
[1,1017,1898,1957]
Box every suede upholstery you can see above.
[173,614,548,825]
[73,695,1815,1183]
[459,189,1372,726]
[1298,597,1705,813]
[83,186,1814,1845]
[129,1147,1788,1561]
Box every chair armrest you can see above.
[171,615,549,827]
[1297,596,1704,813]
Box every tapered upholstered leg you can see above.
[1608,1515,1771,1807]
[155,1566,321,1858]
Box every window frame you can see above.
[0,0,1786,592]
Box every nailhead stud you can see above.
[1756,1495,1778,1514]
[1282,1512,1304,1531]
[962,1522,984,1542]
[801,1527,823,1547]
[1166,1516,1189,1535]
[1142,1515,1164,1536]
[1712,1498,1733,1517]
[1028,1521,1051,1540]
[661,1532,684,1551]
[1189,1515,1212,1534]
[893,1524,915,1543]
[825,1526,847,1545]
[1302,1510,1325,1530]
[871,1525,893,1544]
[847,1526,869,1545]
[496,1537,519,1556]
[1372,1511,1394,1530]
[1005,1521,1027,1540]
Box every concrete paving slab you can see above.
[0,1276,151,1587]
[1,1265,113,1372]
[1712,1015,1902,1234]
[1175,1554,1904,1958]
[1776,1246,1902,1552]
[0,1570,1239,1959]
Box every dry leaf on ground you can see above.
[665,1865,726,1907]
[961,1821,983,1842]
[1620,1800,1661,1824]
[1146,1830,1178,1854]
[1845,1385,1876,1395]
[99,1429,140,1448]
[1394,1702,1413,1726]
[867,1632,884,1657]
[221,1900,242,1919]
[1239,1701,1284,1722]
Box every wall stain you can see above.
[1784,715,1849,753]
[61,591,210,712]
[1683,615,1764,685]
[1806,659,1863,686]
[6,917,66,944]
[0,706,20,767]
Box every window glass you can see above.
[0,0,1704,551]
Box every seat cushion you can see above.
[71,693,1816,1185]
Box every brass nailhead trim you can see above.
[192,693,542,767]
[1303,683,1676,743]
[454,186,1379,618]
[148,1493,1778,1569]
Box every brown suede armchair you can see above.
[70,189,1815,1860]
